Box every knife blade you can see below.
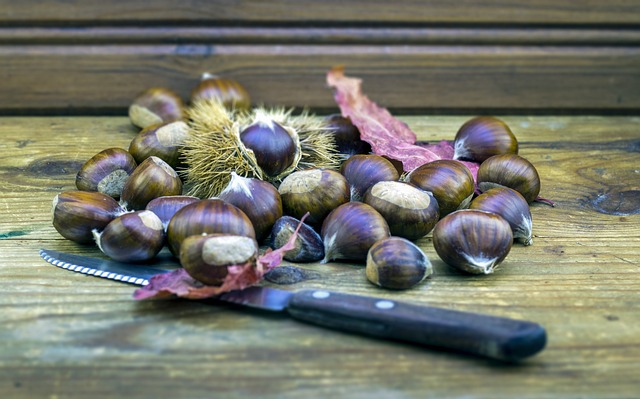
[39,248,546,362]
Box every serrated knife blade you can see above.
[39,248,547,361]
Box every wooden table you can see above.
[1,115,639,398]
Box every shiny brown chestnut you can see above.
[52,191,125,244]
[363,181,439,240]
[470,187,533,245]
[180,234,259,286]
[341,154,400,201]
[190,73,251,111]
[324,114,371,156]
[406,159,475,216]
[217,172,282,242]
[279,168,350,226]
[432,209,513,274]
[120,156,183,210]
[166,198,256,256]
[75,147,137,199]
[145,195,200,231]
[128,87,185,129]
[321,202,390,263]
[477,154,541,203]
[128,121,189,168]
[268,215,324,262]
[93,210,164,262]
[453,116,518,162]
[366,237,433,290]
[240,117,297,177]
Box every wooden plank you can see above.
[1,115,639,398]
[0,45,638,112]
[1,0,639,25]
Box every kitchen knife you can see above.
[39,248,546,362]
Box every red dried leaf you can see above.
[133,213,310,300]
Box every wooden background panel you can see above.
[1,0,640,24]
[1,45,638,112]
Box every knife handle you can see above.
[286,289,546,362]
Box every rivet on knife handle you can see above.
[286,290,546,362]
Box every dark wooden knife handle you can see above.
[286,289,546,362]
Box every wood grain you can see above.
[1,115,639,398]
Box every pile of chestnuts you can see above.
[52,74,548,293]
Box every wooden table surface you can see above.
[1,115,639,398]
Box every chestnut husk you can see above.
[179,234,259,286]
[470,187,533,245]
[406,159,475,216]
[321,202,390,263]
[432,209,513,274]
[453,116,518,162]
[75,147,137,199]
[128,121,189,168]
[190,73,251,110]
[128,87,185,129]
[477,154,541,203]
[93,210,165,262]
[166,198,256,256]
[268,215,324,262]
[363,181,439,240]
[341,154,400,202]
[145,195,200,231]
[279,168,350,227]
[52,191,125,244]
[366,236,433,290]
[217,172,283,242]
[120,156,183,210]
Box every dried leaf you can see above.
[133,213,309,300]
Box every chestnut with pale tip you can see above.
[341,154,400,202]
[406,159,475,216]
[180,234,259,286]
[240,117,297,178]
[145,195,200,231]
[477,154,541,203]
[190,73,251,111]
[166,198,256,256]
[75,147,137,199]
[363,181,439,240]
[432,209,513,275]
[366,237,433,290]
[128,87,185,129]
[269,215,324,262]
[218,172,283,242]
[279,168,350,226]
[93,210,165,262]
[120,156,183,210]
[453,116,518,162]
[321,202,390,263]
[52,191,126,244]
[128,121,189,168]
[470,187,534,245]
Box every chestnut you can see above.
[75,147,137,199]
[239,116,297,177]
[324,114,371,156]
[52,191,125,244]
[477,154,541,203]
[190,73,251,111]
[363,181,439,240]
[321,202,390,263]
[268,216,324,262]
[145,195,200,231]
[453,116,518,162]
[120,156,183,210]
[128,121,189,168]
[279,168,350,226]
[341,154,400,201]
[166,198,256,256]
[128,87,185,129]
[366,237,433,290]
[217,172,283,242]
[406,160,475,216]
[180,234,259,286]
[470,187,533,245]
[432,209,513,274]
[93,210,165,262]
